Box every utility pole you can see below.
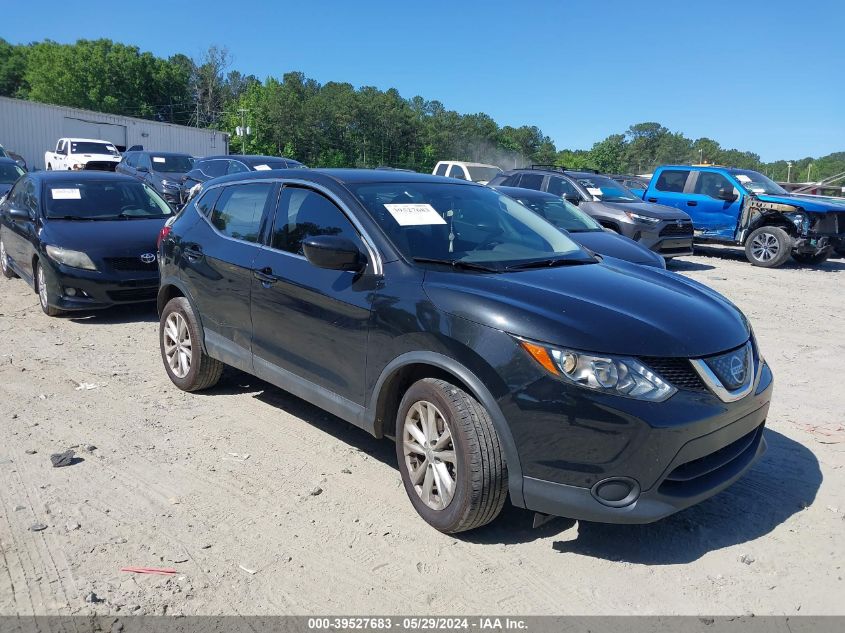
[787,161,793,183]
[237,108,249,155]
[699,148,703,164]
[807,163,813,182]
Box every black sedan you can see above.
[0,172,172,316]
[116,150,195,207]
[495,186,666,268]
[180,154,305,202]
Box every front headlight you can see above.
[519,339,676,402]
[45,245,97,270]
[624,211,661,224]
[786,212,809,234]
[71,163,86,170]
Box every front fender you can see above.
[157,276,209,354]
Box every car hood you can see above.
[423,260,749,358]
[0,183,12,198]
[582,200,690,220]
[570,230,663,267]
[43,218,167,257]
[153,171,188,182]
[75,154,121,162]
[755,193,845,213]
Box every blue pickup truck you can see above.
[642,165,845,267]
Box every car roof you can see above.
[29,171,137,183]
[133,150,193,157]
[659,164,756,174]
[502,167,599,178]
[199,154,301,163]
[64,138,116,144]
[494,185,560,200]
[207,167,479,188]
[438,161,500,168]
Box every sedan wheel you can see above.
[36,262,62,316]
[0,239,16,279]
[163,312,192,379]
[402,400,457,511]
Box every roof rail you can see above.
[529,164,562,171]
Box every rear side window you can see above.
[655,170,690,193]
[226,160,250,175]
[138,154,152,170]
[202,160,228,178]
[209,183,273,243]
[547,176,578,197]
[448,165,467,180]
[271,187,361,255]
[195,188,222,216]
[694,172,733,198]
[519,173,544,190]
[434,163,448,176]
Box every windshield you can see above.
[251,159,304,170]
[466,166,502,183]
[44,180,172,220]
[731,170,787,195]
[512,194,602,232]
[151,155,194,173]
[348,182,589,270]
[0,163,25,185]
[574,175,640,202]
[0,147,7,158]
[70,142,120,156]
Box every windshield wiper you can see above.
[505,257,595,271]
[412,257,500,273]
[116,212,169,220]
[49,215,98,221]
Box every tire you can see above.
[395,378,507,533]
[159,296,223,392]
[46,164,52,171]
[0,238,16,279]
[35,261,63,317]
[744,226,792,268]
[792,247,832,266]
[835,246,845,259]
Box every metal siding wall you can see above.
[0,96,228,170]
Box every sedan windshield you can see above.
[512,195,602,232]
[70,142,120,156]
[574,175,641,202]
[348,182,589,270]
[0,163,25,185]
[44,180,172,220]
[731,170,787,195]
[466,166,502,183]
[151,155,194,173]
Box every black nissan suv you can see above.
[488,167,694,258]
[156,169,772,533]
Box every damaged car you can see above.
[643,165,845,267]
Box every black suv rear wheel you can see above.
[396,378,507,533]
[159,297,223,391]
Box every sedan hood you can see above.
[755,193,845,213]
[423,261,749,358]
[582,200,690,220]
[43,218,167,258]
[571,230,663,267]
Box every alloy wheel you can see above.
[750,232,779,263]
[0,240,8,274]
[37,265,48,309]
[402,400,457,511]
[163,312,192,379]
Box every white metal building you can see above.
[0,96,229,170]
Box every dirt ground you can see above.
[1,246,843,617]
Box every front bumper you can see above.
[623,220,694,258]
[505,359,773,524]
[42,259,159,311]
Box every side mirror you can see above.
[8,207,31,221]
[715,187,738,202]
[303,235,365,271]
[563,193,581,205]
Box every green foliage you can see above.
[0,38,841,181]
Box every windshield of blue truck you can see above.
[731,170,788,195]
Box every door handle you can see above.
[183,245,203,261]
[647,197,658,203]
[687,201,698,207]
[253,267,277,285]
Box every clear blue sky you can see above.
[4,0,844,161]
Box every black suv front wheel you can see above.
[159,297,223,391]
[396,378,507,533]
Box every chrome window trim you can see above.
[690,340,761,403]
[199,178,383,275]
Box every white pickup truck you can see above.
[44,138,122,171]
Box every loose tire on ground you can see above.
[396,377,507,533]
[0,238,16,279]
[744,226,792,268]
[792,247,832,266]
[36,261,63,317]
[159,297,223,391]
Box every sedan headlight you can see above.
[624,211,661,224]
[519,339,676,402]
[45,245,97,270]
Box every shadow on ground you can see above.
[693,245,845,271]
[67,303,158,325]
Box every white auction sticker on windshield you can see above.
[587,187,603,197]
[51,188,81,200]
[384,203,446,226]
[254,164,271,171]
[735,174,751,183]
[153,157,166,163]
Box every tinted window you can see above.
[122,153,137,168]
[434,163,448,176]
[694,172,734,198]
[655,169,690,193]
[515,195,601,232]
[69,141,119,156]
[518,173,544,190]
[44,180,171,219]
[138,154,152,170]
[209,183,272,242]
[500,174,521,187]
[195,188,222,217]
[151,154,193,173]
[201,160,228,178]
[250,158,303,170]
[226,160,250,175]
[466,166,501,182]
[0,162,25,185]
[448,165,467,180]
[271,187,361,255]
[20,179,38,216]
[547,176,578,197]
